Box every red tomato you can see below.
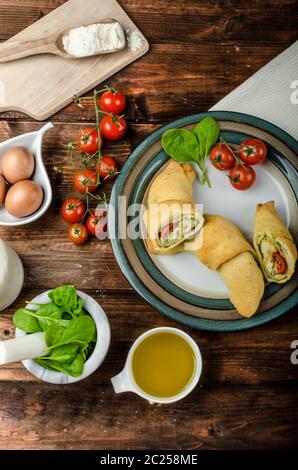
[77,128,101,155]
[96,156,120,181]
[86,209,108,237]
[61,198,86,223]
[99,90,126,115]
[68,223,89,245]
[239,138,267,165]
[73,169,99,194]
[210,144,235,170]
[228,164,256,190]
[100,115,127,141]
[271,252,287,274]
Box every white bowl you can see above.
[0,122,53,226]
[15,290,111,384]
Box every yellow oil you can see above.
[132,332,195,398]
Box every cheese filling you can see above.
[157,214,200,248]
[258,235,290,280]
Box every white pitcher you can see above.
[0,239,24,311]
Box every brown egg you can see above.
[5,180,43,218]
[0,175,6,206]
[1,146,35,184]
[0,175,7,206]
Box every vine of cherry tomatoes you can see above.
[209,138,267,190]
[60,86,127,245]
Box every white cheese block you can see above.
[62,22,126,58]
[0,332,49,365]
[0,239,24,311]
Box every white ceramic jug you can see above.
[111,327,203,404]
[0,239,24,311]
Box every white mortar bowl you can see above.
[15,290,111,384]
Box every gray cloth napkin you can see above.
[211,41,298,141]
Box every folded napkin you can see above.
[211,41,298,141]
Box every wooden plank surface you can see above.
[0,0,149,120]
[0,0,297,450]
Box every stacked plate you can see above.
[109,112,298,331]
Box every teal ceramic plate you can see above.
[109,112,298,331]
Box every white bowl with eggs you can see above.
[0,122,53,226]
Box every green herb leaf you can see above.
[63,354,85,377]
[27,303,69,331]
[46,316,96,350]
[13,309,42,333]
[34,358,59,372]
[41,344,79,365]
[193,117,219,186]
[14,285,96,379]
[193,117,219,159]
[35,353,84,377]
[45,325,67,347]
[162,128,199,163]
[48,285,85,317]
[71,296,84,317]
[66,354,85,377]
[80,340,95,361]
[48,285,78,313]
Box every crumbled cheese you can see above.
[127,30,144,51]
[62,22,125,58]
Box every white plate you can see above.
[150,160,298,299]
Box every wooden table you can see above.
[0,0,297,450]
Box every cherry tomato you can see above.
[68,223,89,245]
[210,144,235,170]
[228,164,256,190]
[61,198,86,223]
[86,209,108,237]
[99,90,126,115]
[96,156,120,181]
[73,169,99,194]
[77,128,101,155]
[239,138,267,165]
[100,114,127,141]
[271,252,287,274]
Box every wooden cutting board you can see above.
[0,0,149,121]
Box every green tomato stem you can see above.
[93,90,102,186]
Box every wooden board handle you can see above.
[0,37,57,63]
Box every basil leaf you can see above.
[162,128,199,163]
[13,309,42,333]
[45,325,66,347]
[80,347,88,362]
[14,285,96,379]
[36,303,62,317]
[48,285,85,317]
[80,340,95,361]
[71,296,84,317]
[34,358,59,372]
[48,285,78,313]
[35,354,84,377]
[41,344,79,365]
[27,303,69,331]
[64,354,85,377]
[46,316,96,349]
[193,117,219,158]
